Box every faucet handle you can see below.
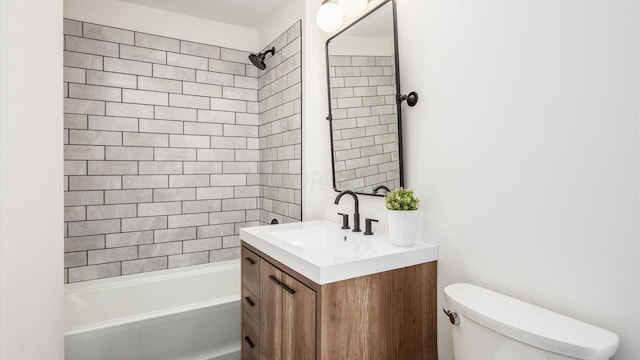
[363,218,378,235]
[338,213,350,229]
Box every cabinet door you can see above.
[281,273,316,360]
[259,259,282,360]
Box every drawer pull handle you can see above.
[280,282,296,295]
[269,275,296,295]
[244,257,255,265]
[268,275,281,286]
[244,336,255,348]
[244,296,255,307]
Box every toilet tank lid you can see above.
[444,283,619,360]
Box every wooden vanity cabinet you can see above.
[241,243,437,360]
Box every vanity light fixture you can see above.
[317,0,369,33]
[317,0,344,33]
[338,0,368,17]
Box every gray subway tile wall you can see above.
[258,22,303,225]
[64,19,302,282]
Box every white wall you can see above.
[257,0,304,50]
[64,0,258,52]
[302,1,337,222]
[0,0,64,359]
[303,0,640,359]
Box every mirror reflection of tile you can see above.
[329,54,400,194]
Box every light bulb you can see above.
[338,0,367,17]
[316,2,344,33]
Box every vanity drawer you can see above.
[242,286,260,335]
[242,247,260,295]
[241,326,260,360]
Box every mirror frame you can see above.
[325,0,404,197]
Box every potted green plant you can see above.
[384,188,420,246]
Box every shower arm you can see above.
[263,47,275,58]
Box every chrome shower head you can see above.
[248,47,276,70]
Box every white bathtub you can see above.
[64,260,241,360]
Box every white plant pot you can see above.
[387,209,419,247]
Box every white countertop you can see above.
[239,219,438,285]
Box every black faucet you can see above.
[334,190,361,232]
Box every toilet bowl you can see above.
[444,283,619,360]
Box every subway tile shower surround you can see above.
[258,24,303,225]
[63,19,302,283]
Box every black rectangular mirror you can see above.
[326,0,403,197]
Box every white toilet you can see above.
[444,283,619,360]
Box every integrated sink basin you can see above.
[269,226,350,250]
[239,220,438,284]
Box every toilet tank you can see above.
[444,283,619,360]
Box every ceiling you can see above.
[117,0,289,29]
